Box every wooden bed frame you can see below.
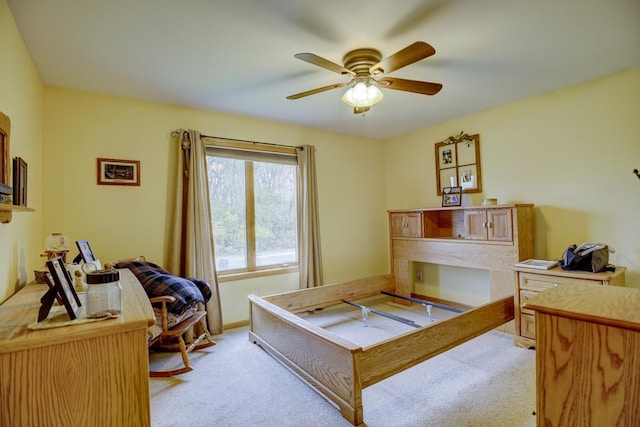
[248,274,514,425]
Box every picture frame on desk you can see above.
[43,272,64,306]
[76,239,97,264]
[44,257,81,321]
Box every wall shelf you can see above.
[0,203,35,223]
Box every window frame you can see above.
[204,138,299,281]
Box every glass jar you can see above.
[44,232,70,250]
[85,269,122,318]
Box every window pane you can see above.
[207,156,247,271]
[254,161,297,267]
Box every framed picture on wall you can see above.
[97,158,140,186]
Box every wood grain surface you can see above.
[525,284,640,426]
[0,269,154,426]
[249,276,515,425]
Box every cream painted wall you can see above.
[0,0,43,303]
[42,88,389,324]
[385,67,640,299]
[4,0,638,324]
[414,264,490,306]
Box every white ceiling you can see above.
[7,0,640,140]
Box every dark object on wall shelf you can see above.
[12,157,27,206]
[0,113,10,191]
[634,169,639,180]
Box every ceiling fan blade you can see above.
[294,53,355,76]
[376,77,443,95]
[369,41,436,77]
[286,81,351,100]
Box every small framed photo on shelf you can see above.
[97,158,140,186]
[45,257,81,320]
[441,186,462,207]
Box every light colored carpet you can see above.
[150,306,537,427]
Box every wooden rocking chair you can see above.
[148,295,216,377]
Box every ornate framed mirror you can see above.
[435,133,482,195]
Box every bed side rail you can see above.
[262,274,396,313]
[249,294,365,425]
[359,296,514,388]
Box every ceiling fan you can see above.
[286,41,442,114]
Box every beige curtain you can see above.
[168,129,223,335]
[297,145,323,288]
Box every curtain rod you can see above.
[170,129,302,150]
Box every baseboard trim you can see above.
[224,320,249,330]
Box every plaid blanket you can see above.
[115,260,212,315]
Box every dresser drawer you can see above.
[519,289,539,315]
[514,267,627,348]
[520,313,536,339]
[519,272,597,292]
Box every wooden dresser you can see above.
[524,283,640,426]
[513,266,626,348]
[0,269,155,427]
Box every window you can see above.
[206,141,298,277]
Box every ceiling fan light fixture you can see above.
[341,81,383,108]
[288,42,441,111]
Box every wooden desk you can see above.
[0,269,155,427]
[524,283,640,426]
